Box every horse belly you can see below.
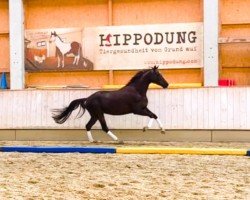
[87,90,138,115]
[102,103,132,115]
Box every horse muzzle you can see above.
[162,82,169,88]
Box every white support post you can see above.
[9,0,25,90]
[203,0,219,87]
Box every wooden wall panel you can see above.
[161,69,202,83]
[26,71,109,88]
[0,36,10,72]
[220,0,250,24]
[219,24,250,72]
[220,68,250,86]
[24,0,108,29]
[113,70,136,85]
[26,69,203,88]
[113,0,203,25]
[0,0,9,72]
[113,69,202,86]
[1,88,250,130]
[220,24,250,37]
[0,0,9,31]
[220,44,250,68]
[219,1,250,85]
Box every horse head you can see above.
[49,31,57,43]
[149,66,169,88]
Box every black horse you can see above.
[52,66,169,142]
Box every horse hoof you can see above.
[161,129,165,134]
[89,140,98,143]
[143,127,148,132]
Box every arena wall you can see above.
[1,87,250,130]
[0,87,250,141]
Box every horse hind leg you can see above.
[75,55,80,65]
[73,56,76,65]
[98,114,119,142]
[85,116,98,142]
[75,45,81,65]
[62,55,65,68]
[73,55,80,65]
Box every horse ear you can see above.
[152,65,158,70]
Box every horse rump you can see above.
[52,98,87,124]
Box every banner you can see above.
[84,22,203,70]
[25,23,203,71]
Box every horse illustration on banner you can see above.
[49,31,82,68]
[25,29,93,72]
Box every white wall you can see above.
[0,88,250,130]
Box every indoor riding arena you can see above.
[0,0,250,199]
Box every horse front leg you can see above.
[73,55,78,65]
[57,56,61,68]
[134,107,165,134]
[74,55,80,65]
[62,55,65,68]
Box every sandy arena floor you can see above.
[0,142,249,200]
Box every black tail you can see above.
[52,98,87,124]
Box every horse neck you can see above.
[54,37,71,54]
[130,74,151,96]
[55,37,63,47]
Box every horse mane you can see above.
[53,32,64,43]
[56,34,64,43]
[125,69,150,86]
